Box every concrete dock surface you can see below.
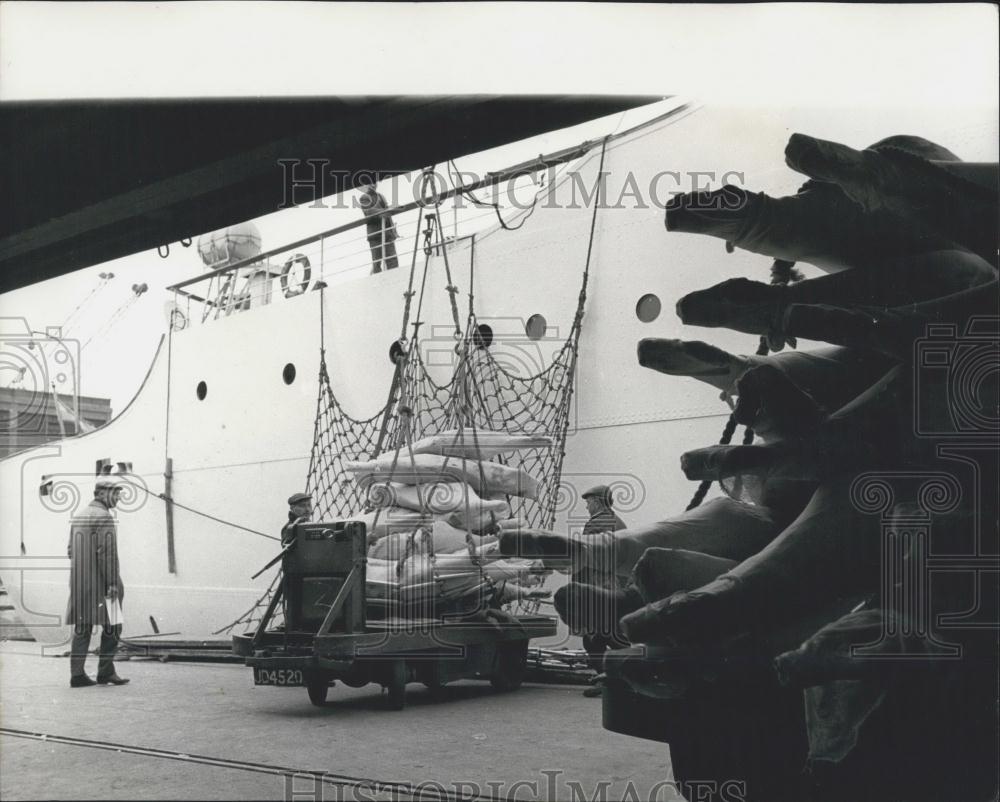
[0,641,678,801]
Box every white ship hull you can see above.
[2,103,995,643]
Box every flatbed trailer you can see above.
[232,519,557,708]
[234,614,556,708]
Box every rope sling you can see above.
[220,143,608,634]
[683,258,802,511]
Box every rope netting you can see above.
[306,320,582,532]
[218,311,584,636]
[219,141,607,635]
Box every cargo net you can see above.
[216,312,584,636]
[218,140,604,636]
[307,322,579,532]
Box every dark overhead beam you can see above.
[0,95,662,293]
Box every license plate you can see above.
[253,667,305,687]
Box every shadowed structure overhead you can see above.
[0,95,661,293]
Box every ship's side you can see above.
[2,103,995,642]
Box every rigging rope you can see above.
[81,284,147,351]
[115,477,280,541]
[61,273,113,336]
[684,258,802,510]
[448,159,542,231]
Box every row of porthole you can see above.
[196,363,296,400]
[194,298,662,400]
[526,295,662,336]
[508,294,664,343]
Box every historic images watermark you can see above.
[284,769,747,802]
[276,163,747,212]
[847,316,999,659]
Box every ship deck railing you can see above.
[165,141,597,328]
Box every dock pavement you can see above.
[0,640,678,801]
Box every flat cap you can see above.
[95,478,119,491]
[582,484,612,504]
[287,492,311,506]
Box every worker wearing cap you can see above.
[577,483,627,591]
[582,485,627,538]
[575,485,628,695]
[66,478,129,687]
[282,492,313,543]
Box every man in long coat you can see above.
[66,478,129,687]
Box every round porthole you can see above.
[525,314,547,341]
[282,363,296,385]
[196,381,207,400]
[636,294,662,323]
[473,324,494,349]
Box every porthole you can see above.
[282,363,296,385]
[196,381,207,400]
[636,293,662,323]
[525,314,547,341]
[473,324,494,349]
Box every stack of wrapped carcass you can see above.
[344,429,553,618]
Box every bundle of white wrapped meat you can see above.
[347,452,541,500]
[345,431,552,614]
[366,536,547,614]
[409,428,552,460]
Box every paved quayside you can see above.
[0,641,676,801]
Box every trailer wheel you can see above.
[306,670,329,707]
[421,660,450,699]
[385,660,407,710]
[490,640,528,692]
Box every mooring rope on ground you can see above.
[0,727,505,802]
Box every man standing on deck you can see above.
[282,492,313,544]
[358,179,399,274]
[66,478,129,687]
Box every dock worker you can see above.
[282,492,313,543]
[66,478,129,687]
[563,485,629,696]
[358,179,399,274]
[582,485,627,538]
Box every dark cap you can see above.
[582,484,612,505]
[287,492,311,506]
[94,478,120,492]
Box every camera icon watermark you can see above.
[0,317,82,452]
[913,316,999,438]
[419,316,580,437]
